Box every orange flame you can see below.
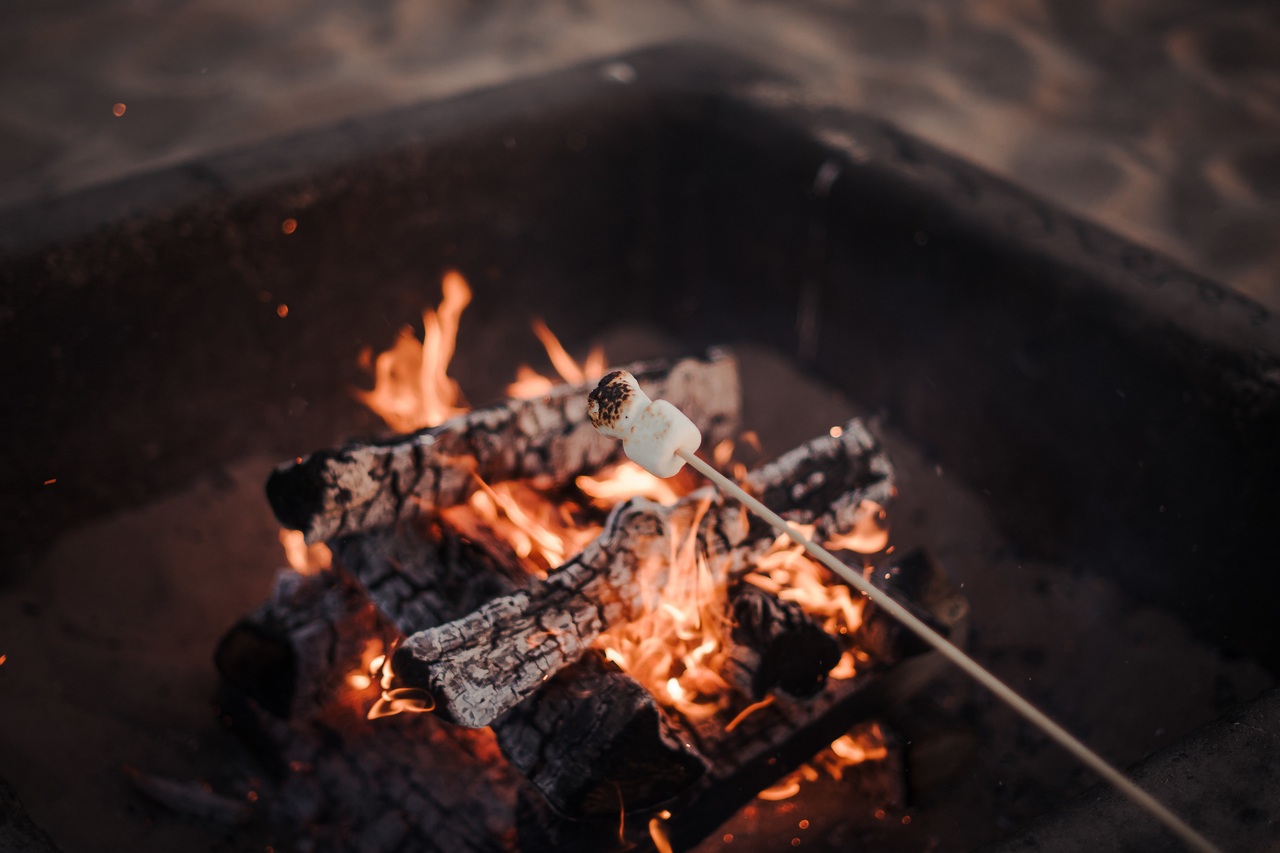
[742,522,874,681]
[279,529,331,575]
[344,291,893,738]
[357,271,472,432]
[576,462,682,509]
[758,723,889,801]
[825,499,890,555]
[507,319,606,398]
[649,810,674,853]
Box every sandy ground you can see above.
[0,329,1270,852]
[2,1,1279,308]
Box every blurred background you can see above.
[2,0,1278,307]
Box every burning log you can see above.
[720,583,843,699]
[266,349,740,543]
[521,546,966,853]
[215,567,385,720]
[331,519,535,636]
[215,566,521,851]
[337,522,718,818]
[854,550,969,667]
[392,420,893,728]
[491,650,708,818]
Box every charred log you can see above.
[216,545,521,849]
[331,519,534,636]
[854,550,970,667]
[392,419,893,728]
[215,568,386,720]
[491,650,708,819]
[389,494,724,727]
[720,583,842,699]
[267,350,740,543]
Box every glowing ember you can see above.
[825,499,890,555]
[758,723,890,801]
[649,810,674,853]
[575,461,681,508]
[350,645,436,720]
[723,694,777,732]
[744,523,872,681]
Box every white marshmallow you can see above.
[622,399,702,478]
[587,371,703,478]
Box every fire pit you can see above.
[1,43,1278,853]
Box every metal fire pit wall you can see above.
[2,43,1279,850]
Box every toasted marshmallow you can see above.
[588,370,652,438]
[588,371,702,478]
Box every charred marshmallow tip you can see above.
[588,370,701,478]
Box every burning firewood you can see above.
[720,583,843,699]
[491,650,709,818]
[391,420,893,728]
[266,350,740,543]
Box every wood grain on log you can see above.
[267,350,740,543]
[719,583,842,699]
[491,650,708,818]
[344,518,718,821]
[518,550,963,853]
[392,419,893,728]
[215,568,386,720]
[332,520,533,637]
[853,550,970,666]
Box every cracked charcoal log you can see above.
[214,519,527,722]
[219,683,519,853]
[215,568,386,720]
[331,518,534,637]
[854,550,969,667]
[393,418,894,728]
[491,650,708,819]
[268,349,740,543]
[391,493,723,727]
[658,559,963,853]
[329,519,711,815]
[215,564,522,851]
[740,419,893,541]
[719,583,842,699]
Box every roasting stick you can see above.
[587,371,1223,853]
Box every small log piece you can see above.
[215,567,386,720]
[392,419,894,728]
[719,583,842,699]
[491,650,708,818]
[853,550,970,667]
[267,350,740,543]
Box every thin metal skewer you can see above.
[676,447,1223,853]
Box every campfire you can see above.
[216,272,965,851]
